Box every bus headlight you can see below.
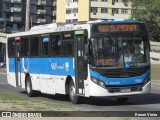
[91,77,105,88]
[144,75,151,86]
[91,77,98,84]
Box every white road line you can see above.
[0,73,6,75]
[0,83,7,85]
[152,86,160,88]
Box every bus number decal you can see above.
[51,62,69,72]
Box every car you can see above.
[2,27,12,34]
[0,62,6,68]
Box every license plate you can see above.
[120,88,131,93]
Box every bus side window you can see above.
[21,37,29,57]
[51,35,61,56]
[61,41,73,56]
[41,37,49,56]
[61,33,73,57]
[8,38,15,58]
[30,37,40,56]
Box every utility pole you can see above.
[25,0,30,31]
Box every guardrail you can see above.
[150,42,160,64]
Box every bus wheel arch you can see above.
[65,76,73,94]
[25,73,35,97]
[68,80,82,104]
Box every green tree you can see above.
[125,0,160,41]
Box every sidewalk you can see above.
[152,80,160,87]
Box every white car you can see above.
[0,62,6,68]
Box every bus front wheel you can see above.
[69,81,81,104]
[25,76,35,97]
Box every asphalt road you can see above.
[0,68,160,113]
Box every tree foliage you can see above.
[127,0,160,41]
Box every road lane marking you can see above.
[0,72,6,75]
[0,83,7,85]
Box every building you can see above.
[56,0,132,23]
[30,0,57,25]
[0,0,57,31]
[0,0,25,31]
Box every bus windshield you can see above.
[90,36,150,68]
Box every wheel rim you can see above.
[70,85,75,101]
[26,81,31,94]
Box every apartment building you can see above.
[56,0,132,23]
[0,0,57,31]
[30,0,57,25]
[0,0,25,31]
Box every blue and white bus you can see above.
[6,20,151,104]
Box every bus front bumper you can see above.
[89,80,151,97]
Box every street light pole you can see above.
[25,0,30,31]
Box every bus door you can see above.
[74,30,88,95]
[14,37,21,87]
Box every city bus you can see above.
[6,20,151,104]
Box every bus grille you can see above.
[91,66,149,78]
[107,85,143,93]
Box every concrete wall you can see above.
[56,0,66,23]
[78,0,90,21]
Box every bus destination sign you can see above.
[92,23,146,33]
[98,24,137,32]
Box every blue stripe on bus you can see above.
[90,69,150,86]
[9,58,75,76]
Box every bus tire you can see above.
[25,76,35,97]
[69,81,81,104]
[116,97,128,103]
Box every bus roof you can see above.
[7,23,91,38]
[100,20,144,24]
[7,20,145,38]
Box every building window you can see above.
[101,8,108,13]
[73,0,78,2]
[73,19,78,23]
[6,13,11,19]
[6,3,11,9]
[66,9,72,14]
[101,0,108,2]
[112,0,118,2]
[121,9,128,14]
[91,7,97,13]
[73,8,78,13]
[66,19,73,23]
[122,0,128,2]
[112,8,119,14]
